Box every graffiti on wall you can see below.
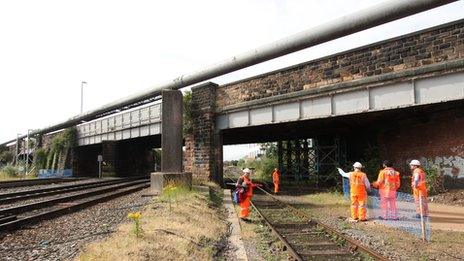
[417,155,464,179]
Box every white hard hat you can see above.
[409,160,421,166]
[353,162,363,168]
[242,168,251,173]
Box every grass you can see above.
[77,187,228,261]
[235,205,287,261]
[0,172,37,181]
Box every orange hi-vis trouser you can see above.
[240,196,251,218]
[274,182,280,193]
[380,193,398,219]
[350,193,367,220]
[413,188,429,216]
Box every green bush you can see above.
[34,148,48,170]
[0,151,14,164]
[255,156,278,182]
[1,164,18,178]
[424,165,445,195]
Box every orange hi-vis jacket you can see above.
[349,171,369,196]
[240,175,255,197]
[272,170,280,184]
[411,168,427,197]
[376,167,401,195]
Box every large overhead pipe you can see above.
[1,0,458,146]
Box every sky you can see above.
[1,0,464,159]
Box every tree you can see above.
[183,91,193,136]
[260,142,277,158]
[0,151,14,164]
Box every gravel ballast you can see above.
[0,190,151,261]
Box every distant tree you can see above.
[0,151,14,164]
[260,142,278,159]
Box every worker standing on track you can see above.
[410,160,429,218]
[236,168,259,221]
[373,160,400,220]
[272,168,281,194]
[339,162,371,222]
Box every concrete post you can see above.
[148,90,192,195]
[161,90,183,172]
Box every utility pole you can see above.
[81,81,87,114]
[15,133,21,166]
[25,130,30,177]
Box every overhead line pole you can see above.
[0,0,458,146]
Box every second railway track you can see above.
[251,187,387,261]
[0,178,149,233]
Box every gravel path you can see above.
[0,190,152,261]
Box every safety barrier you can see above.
[38,169,73,179]
[342,178,430,241]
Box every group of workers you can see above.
[340,159,429,222]
[236,159,429,222]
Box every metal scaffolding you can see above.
[278,136,346,185]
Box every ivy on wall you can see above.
[33,127,77,171]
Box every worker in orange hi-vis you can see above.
[373,160,401,220]
[236,168,260,221]
[339,162,371,222]
[272,168,281,194]
[409,160,429,219]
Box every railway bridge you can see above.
[188,19,464,186]
[4,14,464,188]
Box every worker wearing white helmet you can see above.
[338,162,371,222]
[236,168,260,221]
[409,160,429,218]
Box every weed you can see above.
[127,212,143,238]
[160,182,191,212]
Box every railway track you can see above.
[0,178,83,189]
[0,178,138,204]
[251,187,387,261]
[0,178,149,233]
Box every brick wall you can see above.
[188,82,218,181]
[378,108,464,188]
[216,19,464,109]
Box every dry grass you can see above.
[77,187,227,261]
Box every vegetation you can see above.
[127,212,143,238]
[237,143,278,182]
[424,165,445,195]
[39,127,77,171]
[0,151,14,164]
[1,164,18,178]
[0,145,14,164]
[78,188,227,260]
[33,148,48,170]
[183,91,193,136]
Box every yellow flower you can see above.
[127,212,142,220]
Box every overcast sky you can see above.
[1,0,464,158]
